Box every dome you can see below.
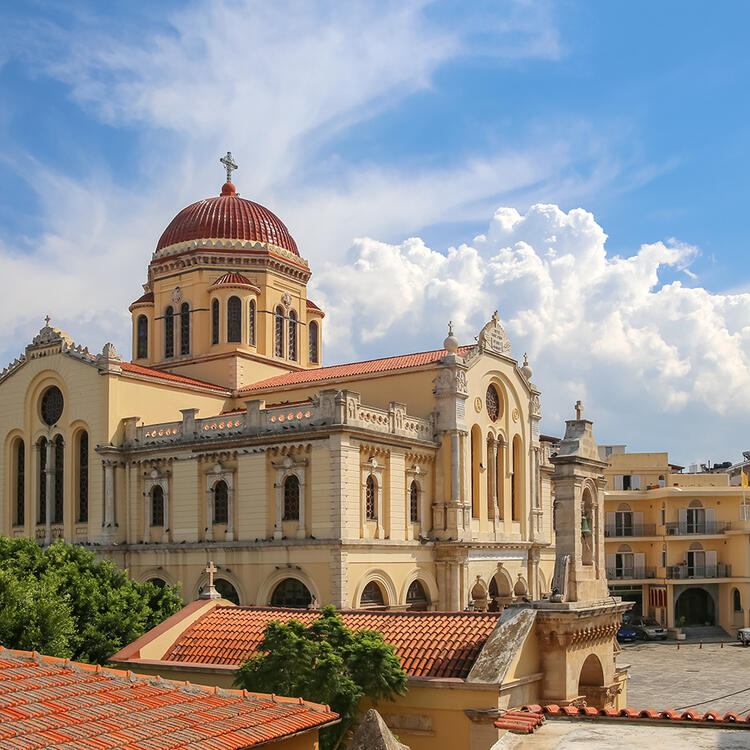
[156,182,299,256]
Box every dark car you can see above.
[617,625,637,643]
[626,615,668,641]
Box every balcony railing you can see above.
[606,567,657,580]
[666,563,732,579]
[665,521,731,536]
[604,524,657,538]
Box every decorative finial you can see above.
[575,400,583,420]
[443,320,459,354]
[219,151,238,184]
[521,352,533,380]
[200,560,221,600]
[44,315,51,327]
[492,310,500,324]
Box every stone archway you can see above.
[676,587,715,626]
[578,654,605,705]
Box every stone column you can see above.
[162,483,169,541]
[226,484,234,541]
[45,439,54,545]
[488,438,498,530]
[376,479,384,539]
[143,489,150,543]
[206,487,214,541]
[296,472,305,539]
[103,460,116,539]
[527,547,540,600]
[274,478,283,540]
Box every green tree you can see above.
[234,606,407,750]
[0,537,183,663]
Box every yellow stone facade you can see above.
[602,449,750,634]
[0,179,559,615]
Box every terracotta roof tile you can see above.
[160,607,500,679]
[130,291,154,307]
[211,272,256,288]
[241,346,474,392]
[0,648,337,749]
[121,362,230,393]
[305,299,324,316]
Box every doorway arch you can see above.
[578,654,604,705]
[675,587,715,626]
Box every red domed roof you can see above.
[156,183,299,256]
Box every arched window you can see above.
[227,296,241,342]
[14,439,24,526]
[37,437,46,524]
[214,578,240,605]
[360,581,385,608]
[180,302,190,355]
[309,320,319,364]
[365,475,376,520]
[53,435,63,524]
[78,431,88,523]
[283,475,300,520]
[486,384,501,422]
[409,480,419,523]
[274,306,284,357]
[136,315,148,359]
[214,480,228,524]
[734,588,742,612]
[271,578,312,609]
[41,386,63,426]
[406,580,429,610]
[164,306,174,358]
[288,310,297,361]
[151,485,164,527]
[211,299,219,345]
[248,299,256,346]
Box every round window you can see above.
[41,386,64,426]
[486,385,501,422]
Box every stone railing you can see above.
[124,389,434,448]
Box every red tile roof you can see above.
[306,299,324,316]
[0,648,337,749]
[241,346,473,392]
[211,272,256,287]
[157,183,299,256]
[160,607,500,679]
[121,361,230,393]
[130,291,154,307]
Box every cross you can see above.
[575,400,583,420]
[219,151,238,183]
[448,320,454,336]
[44,315,51,327]
[204,560,217,588]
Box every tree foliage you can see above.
[234,606,407,750]
[0,537,182,663]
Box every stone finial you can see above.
[443,321,459,354]
[200,560,221,600]
[521,352,533,380]
[575,400,583,420]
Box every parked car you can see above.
[737,628,750,646]
[617,625,637,643]
[626,616,668,641]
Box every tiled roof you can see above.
[211,272,256,287]
[511,704,750,731]
[121,361,230,393]
[157,183,299,256]
[241,346,473,392]
[306,299,324,316]
[161,607,500,679]
[130,291,154,306]
[0,647,337,749]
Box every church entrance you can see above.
[675,587,715,626]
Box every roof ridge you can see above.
[218,605,502,618]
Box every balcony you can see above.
[604,524,657,538]
[664,521,731,536]
[666,564,732,579]
[606,567,657,580]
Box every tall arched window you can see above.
[151,485,164,527]
[309,320,319,364]
[360,581,385,608]
[211,298,219,345]
[409,480,419,523]
[14,439,24,526]
[486,384,501,421]
[366,475,376,520]
[214,480,228,524]
[734,588,742,612]
[248,299,256,346]
[274,306,284,357]
[136,315,148,359]
[288,310,297,361]
[283,475,300,520]
[180,302,190,355]
[78,431,88,523]
[406,580,429,611]
[227,296,241,342]
[271,578,312,608]
[53,435,63,524]
[164,306,174,358]
[37,437,46,524]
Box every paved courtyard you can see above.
[619,639,750,714]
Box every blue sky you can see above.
[1,0,749,464]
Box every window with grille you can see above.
[486,384,500,421]
[214,480,228,524]
[248,300,256,346]
[38,437,46,524]
[78,432,88,523]
[283,475,300,520]
[211,299,219,345]
[151,485,164,527]
[409,480,419,522]
[136,315,148,359]
[53,435,63,524]
[366,475,376,519]
[360,581,384,607]
[309,320,319,363]
[274,307,284,356]
[15,439,24,526]
[288,310,297,361]
[41,387,63,426]
[270,578,312,608]
[164,306,174,358]
[227,297,241,342]
[406,580,428,610]
[180,302,190,355]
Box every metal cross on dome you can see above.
[219,151,238,183]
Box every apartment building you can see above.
[601,448,750,635]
